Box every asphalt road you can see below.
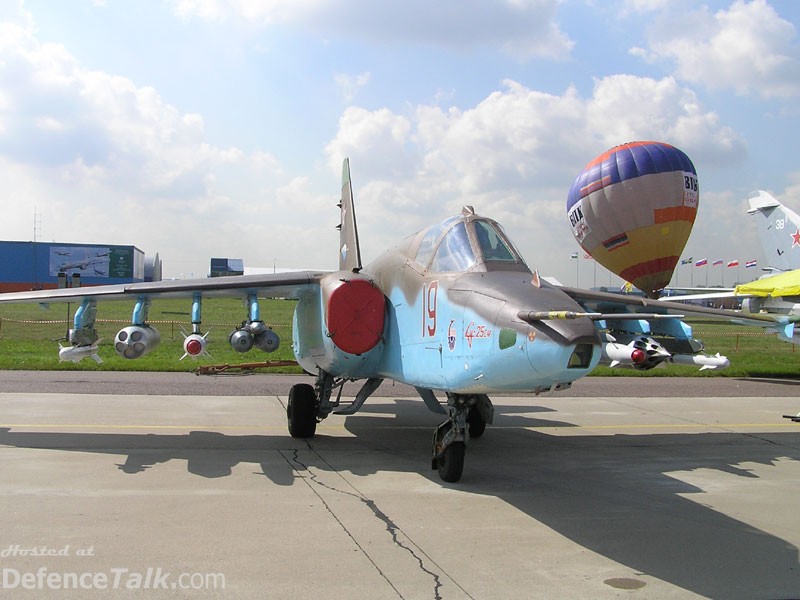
[4,369,800,397]
[1,372,799,598]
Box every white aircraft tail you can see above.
[747,190,800,272]
[338,158,363,272]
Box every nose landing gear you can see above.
[431,393,494,482]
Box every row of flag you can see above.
[570,252,758,269]
[680,257,757,268]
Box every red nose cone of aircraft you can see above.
[631,348,646,364]
[186,338,203,355]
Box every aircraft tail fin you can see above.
[747,190,800,272]
[338,158,362,272]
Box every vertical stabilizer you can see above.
[338,158,362,272]
[747,190,800,271]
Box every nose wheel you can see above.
[433,419,465,482]
[431,393,493,482]
[435,438,465,483]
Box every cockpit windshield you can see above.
[431,222,476,272]
[415,216,459,268]
[474,220,517,262]
[414,214,528,273]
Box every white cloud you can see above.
[0,15,340,277]
[325,107,413,180]
[325,75,746,271]
[166,0,574,61]
[334,71,370,103]
[0,20,243,197]
[637,0,800,98]
[0,4,763,285]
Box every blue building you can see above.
[0,241,159,292]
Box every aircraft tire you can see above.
[467,408,486,438]
[287,383,317,438]
[437,442,465,483]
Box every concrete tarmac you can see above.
[1,372,799,598]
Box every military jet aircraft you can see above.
[0,159,740,482]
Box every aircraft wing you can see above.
[559,285,781,327]
[0,271,328,304]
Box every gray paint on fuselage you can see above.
[360,228,600,392]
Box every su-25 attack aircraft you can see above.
[0,160,742,482]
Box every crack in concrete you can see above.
[282,448,404,598]
[284,447,467,600]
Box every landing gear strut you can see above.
[431,393,494,483]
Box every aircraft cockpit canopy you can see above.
[414,211,529,273]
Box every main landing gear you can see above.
[432,393,494,483]
[287,383,317,438]
[285,373,495,484]
[286,370,384,439]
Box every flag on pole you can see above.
[570,252,578,259]
[727,260,739,268]
[712,259,723,266]
[680,257,693,265]
[745,260,757,268]
[695,258,708,267]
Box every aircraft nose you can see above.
[515,309,601,377]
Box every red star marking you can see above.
[792,230,800,247]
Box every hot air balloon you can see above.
[566,141,698,297]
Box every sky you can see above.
[0,0,799,289]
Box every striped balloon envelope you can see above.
[566,141,698,297]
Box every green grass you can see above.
[0,297,303,373]
[0,301,797,377]
[592,319,800,378]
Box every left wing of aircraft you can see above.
[557,285,781,369]
[0,271,325,303]
[0,271,328,360]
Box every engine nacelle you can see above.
[293,272,386,378]
[229,321,280,353]
[324,276,385,355]
[114,325,160,360]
